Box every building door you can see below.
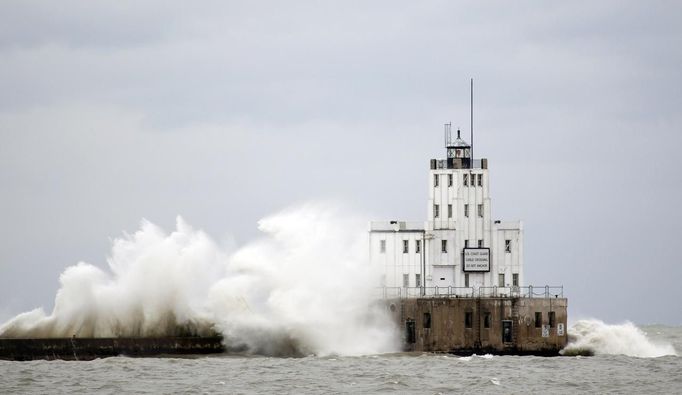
[502,320,513,343]
[432,267,454,288]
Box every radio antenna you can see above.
[470,78,474,168]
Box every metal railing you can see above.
[377,285,563,299]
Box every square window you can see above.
[505,239,511,253]
[380,240,386,253]
[415,240,421,254]
[434,174,439,187]
[448,204,453,218]
[434,204,440,218]
[402,240,409,254]
[448,174,453,187]
[441,240,448,253]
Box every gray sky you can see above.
[1,1,681,325]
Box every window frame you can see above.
[402,239,409,254]
[441,240,448,253]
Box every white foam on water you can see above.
[564,319,677,358]
[0,202,400,356]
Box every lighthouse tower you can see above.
[369,124,523,296]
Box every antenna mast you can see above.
[470,78,474,169]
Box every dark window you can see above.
[548,311,556,328]
[448,174,453,187]
[505,239,511,253]
[483,312,491,328]
[478,204,483,218]
[465,312,473,328]
[406,319,416,343]
[464,240,469,248]
[464,204,469,218]
[477,239,483,248]
[434,174,439,187]
[441,240,447,253]
[403,240,409,253]
[477,174,482,187]
[415,274,421,287]
[415,240,421,254]
[448,204,453,218]
[463,174,468,186]
[464,273,470,287]
[423,312,431,329]
[513,273,519,286]
[434,204,439,218]
[535,312,542,328]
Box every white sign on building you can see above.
[463,248,490,272]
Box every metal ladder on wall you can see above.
[511,298,520,346]
[474,298,482,349]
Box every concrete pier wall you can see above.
[389,297,567,355]
[0,336,225,361]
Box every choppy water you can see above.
[2,325,680,394]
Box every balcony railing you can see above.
[377,285,563,299]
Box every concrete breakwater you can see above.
[0,336,225,361]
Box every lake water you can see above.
[2,324,680,394]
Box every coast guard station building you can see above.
[370,124,523,296]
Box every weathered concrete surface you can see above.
[0,336,225,361]
[388,297,568,355]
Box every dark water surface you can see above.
[2,326,680,394]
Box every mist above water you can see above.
[0,203,399,356]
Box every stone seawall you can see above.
[0,336,225,361]
[388,297,568,355]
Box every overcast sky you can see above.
[1,1,681,325]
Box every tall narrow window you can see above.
[484,312,491,328]
[434,204,439,218]
[465,312,473,328]
[464,204,469,218]
[415,273,421,288]
[535,312,542,328]
[477,239,483,248]
[548,311,556,328]
[434,174,439,187]
[463,174,468,186]
[448,204,453,218]
[505,239,511,253]
[423,312,431,329]
[403,274,409,287]
[477,174,482,187]
[512,273,519,286]
[448,174,453,187]
[498,273,505,287]
[380,240,386,253]
[464,240,469,248]
[441,240,448,253]
[464,273,470,287]
[478,204,483,218]
[415,240,421,254]
[403,240,409,254]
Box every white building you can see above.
[370,125,523,297]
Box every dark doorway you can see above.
[405,319,416,344]
[502,320,513,343]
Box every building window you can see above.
[415,273,421,287]
[548,311,556,328]
[465,312,473,328]
[434,174,439,187]
[448,174,453,187]
[477,239,483,248]
[484,312,491,329]
[441,240,447,253]
[464,240,469,248]
[448,204,453,218]
[477,174,482,187]
[403,274,409,288]
[498,273,505,287]
[513,273,519,286]
[434,204,440,218]
[402,240,409,254]
[463,174,468,186]
[478,204,483,218]
[415,240,421,254]
[464,273,470,287]
[423,312,431,329]
[505,239,511,253]
[535,312,542,328]
[464,204,469,218]
[380,240,386,253]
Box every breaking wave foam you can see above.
[0,203,399,356]
[564,319,677,358]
